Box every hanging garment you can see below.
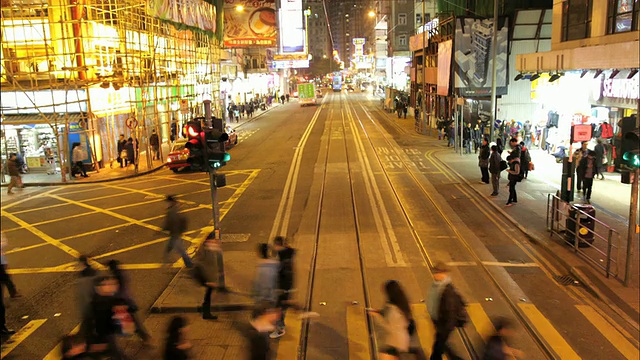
[601,122,614,138]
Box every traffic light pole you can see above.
[208,167,226,288]
[625,167,638,287]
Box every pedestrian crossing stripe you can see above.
[519,303,581,359]
[467,303,495,342]
[575,305,639,360]
[1,319,47,358]
[346,305,372,360]
[275,311,302,360]
[411,304,437,356]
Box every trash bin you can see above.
[565,204,596,247]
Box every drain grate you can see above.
[554,275,579,286]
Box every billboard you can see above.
[223,0,277,47]
[454,17,509,97]
[148,0,219,37]
[279,0,305,53]
[273,60,310,69]
[437,40,452,96]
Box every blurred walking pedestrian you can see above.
[193,233,224,320]
[483,318,524,360]
[368,280,426,360]
[6,153,23,195]
[72,142,89,178]
[427,262,465,360]
[108,259,150,343]
[594,139,606,180]
[242,302,280,360]
[488,145,503,196]
[505,154,521,207]
[0,233,20,299]
[162,195,193,268]
[77,255,96,335]
[252,243,279,304]
[164,316,192,360]
[1,234,16,336]
[478,137,490,184]
[83,276,127,359]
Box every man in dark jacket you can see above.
[149,130,160,161]
[478,138,490,184]
[506,155,521,207]
[162,195,193,268]
[488,145,502,196]
[83,276,126,359]
[594,139,605,180]
[116,134,127,167]
[463,124,472,154]
[271,236,295,339]
[6,153,21,195]
[242,302,279,360]
[427,262,463,360]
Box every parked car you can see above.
[166,139,190,172]
[225,125,238,148]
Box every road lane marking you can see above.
[412,303,437,357]
[481,261,539,268]
[467,303,495,342]
[1,187,60,210]
[1,210,99,234]
[347,305,372,360]
[1,319,47,358]
[42,324,80,360]
[275,310,302,360]
[575,305,639,359]
[518,303,581,359]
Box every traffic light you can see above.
[185,120,205,170]
[204,127,230,170]
[621,129,639,169]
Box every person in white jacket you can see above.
[368,280,426,360]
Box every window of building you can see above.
[608,0,639,33]
[398,35,407,46]
[562,0,592,41]
[416,13,422,25]
[398,13,407,25]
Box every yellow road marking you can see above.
[10,202,72,215]
[1,210,99,234]
[519,303,581,359]
[1,319,47,358]
[412,303,437,357]
[1,187,60,210]
[42,324,80,360]
[575,305,639,359]
[346,305,371,360]
[467,303,495,342]
[275,310,302,360]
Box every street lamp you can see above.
[235,5,244,12]
[368,10,376,18]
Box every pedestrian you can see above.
[240,103,245,118]
[578,149,598,203]
[508,137,521,159]
[463,124,472,154]
[45,146,56,175]
[253,243,279,304]
[519,141,531,179]
[149,130,160,161]
[162,195,193,268]
[6,153,23,195]
[488,145,502,197]
[280,94,285,104]
[402,102,408,119]
[72,142,89,178]
[125,137,135,168]
[573,141,589,193]
[77,255,96,335]
[368,280,426,360]
[427,262,464,360]
[505,154,521,207]
[1,233,20,299]
[478,137,490,184]
[61,334,90,359]
[193,233,224,320]
[495,138,504,154]
[242,302,280,360]
[285,94,290,102]
[107,259,150,343]
[473,125,482,153]
[448,125,455,148]
[594,138,606,180]
[83,276,127,359]
[482,317,524,360]
[163,316,192,360]
[117,134,127,167]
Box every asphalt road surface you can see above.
[1,91,637,359]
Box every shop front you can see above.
[529,69,638,169]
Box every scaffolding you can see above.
[1,0,221,181]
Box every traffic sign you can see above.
[125,117,138,129]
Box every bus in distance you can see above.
[332,76,342,92]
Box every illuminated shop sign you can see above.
[602,78,640,100]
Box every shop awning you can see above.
[0,113,84,126]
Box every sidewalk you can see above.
[377,105,639,328]
[0,103,280,188]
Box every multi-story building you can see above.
[1,0,223,179]
[516,0,638,159]
[326,0,373,69]
[414,0,437,32]
[304,0,330,62]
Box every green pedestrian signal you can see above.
[623,150,640,168]
[208,152,231,169]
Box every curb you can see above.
[1,163,167,187]
[231,102,281,131]
[432,149,640,331]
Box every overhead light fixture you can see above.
[514,73,524,81]
[530,73,540,81]
[593,69,603,78]
[609,69,620,79]
[628,69,639,79]
[580,70,589,78]
[549,72,563,82]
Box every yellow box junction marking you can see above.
[576,305,639,359]
[1,319,47,358]
[275,310,302,360]
[519,303,581,359]
[346,305,372,360]
[467,303,495,343]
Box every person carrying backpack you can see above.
[427,262,465,360]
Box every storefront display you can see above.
[1,123,61,173]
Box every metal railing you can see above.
[546,193,625,284]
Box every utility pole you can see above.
[489,0,499,141]
[625,103,640,286]
[421,0,428,135]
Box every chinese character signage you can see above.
[148,0,217,34]
[224,0,277,48]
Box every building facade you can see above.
[304,0,330,62]
[1,0,223,180]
